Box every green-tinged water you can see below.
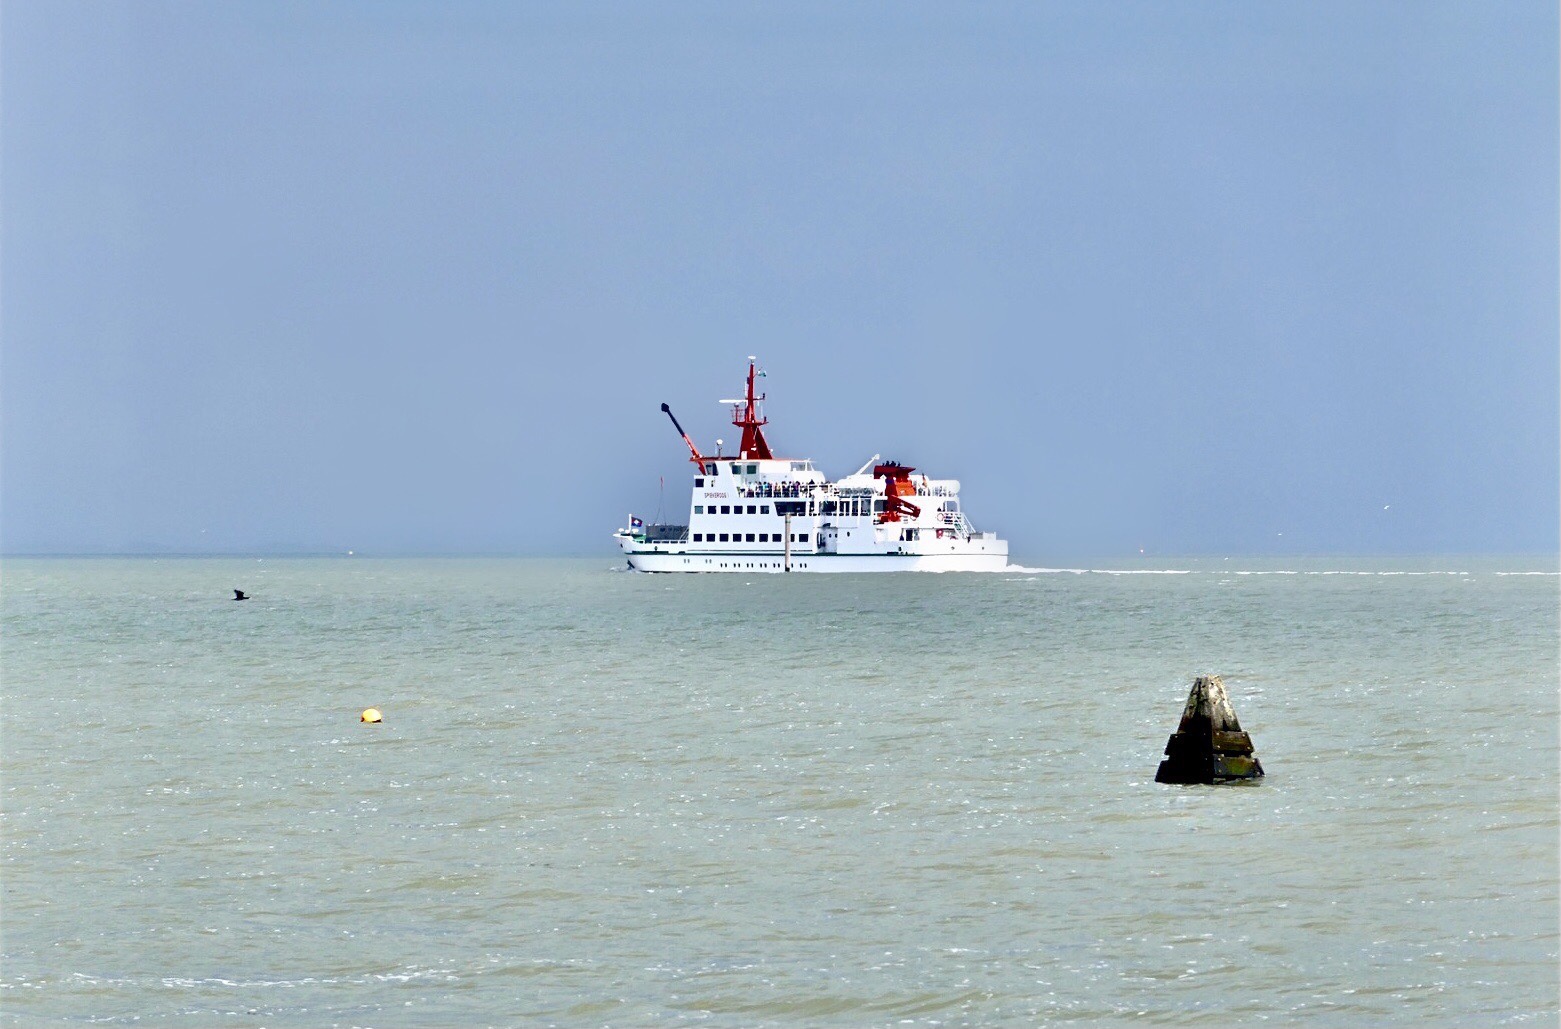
[3,557,1557,1027]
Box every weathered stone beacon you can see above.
[1154,675,1264,784]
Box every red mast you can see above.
[732,358,774,460]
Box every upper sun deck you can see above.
[833,471,963,496]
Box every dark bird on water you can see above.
[233,590,249,601]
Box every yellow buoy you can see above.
[360,708,382,723]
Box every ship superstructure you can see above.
[614,360,1008,573]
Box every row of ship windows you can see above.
[702,561,808,570]
[696,467,750,481]
[695,501,885,516]
[692,532,807,543]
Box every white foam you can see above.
[998,565,1191,575]
[994,565,1542,577]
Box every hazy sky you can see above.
[3,2,1556,560]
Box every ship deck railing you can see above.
[735,482,957,500]
[935,511,973,536]
[739,482,820,499]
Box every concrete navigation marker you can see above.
[1154,675,1265,784]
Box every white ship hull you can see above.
[620,543,1009,574]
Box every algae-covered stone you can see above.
[1155,675,1265,784]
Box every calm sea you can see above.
[3,557,1557,1027]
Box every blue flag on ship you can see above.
[630,516,643,528]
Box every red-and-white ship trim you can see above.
[614,359,1009,573]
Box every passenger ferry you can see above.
[614,360,1009,573]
